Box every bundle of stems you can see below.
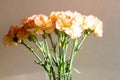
[21,29,92,80]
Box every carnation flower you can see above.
[22,14,55,35]
[81,15,103,37]
[51,11,83,39]
[3,25,20,45]
[16,24,31,42]
[22,14,46,35]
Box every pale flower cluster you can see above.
[50,11,103,38]
[4,11,103,45]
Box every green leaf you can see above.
[73,68,80,74]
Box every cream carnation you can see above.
[54,11,84,38]
[81,15,103,37]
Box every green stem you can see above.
[58,32,65,80]
[44,39,51,60]
[44,38,56,80]
[75,29,93,53]
[35,39,47,59]
[21,41,42,63]
[49,73,52,80]
[48,34,56,54]
[67,34,89,79]
[57,32,69,80]
[67,39,77,79]
[50,66,56,80]
[75,34,88,52]
[22,40,52,74]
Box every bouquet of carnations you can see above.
[3,11,103,80]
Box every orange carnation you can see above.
[3,25,20,46]
[22,14,55,35]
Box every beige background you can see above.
[0,0,120,80]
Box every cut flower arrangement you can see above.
[3,11,103,80]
